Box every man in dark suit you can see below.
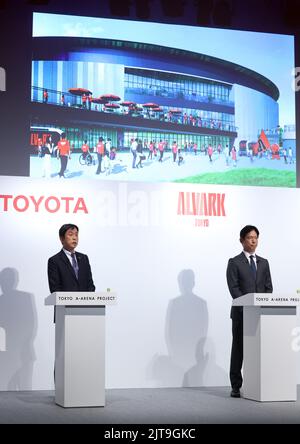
[48,223,95,301]
[226,225,273,398]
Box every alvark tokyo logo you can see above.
[177,191,226,227]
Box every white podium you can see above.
[232,293,300,402]
[45,291,117,408]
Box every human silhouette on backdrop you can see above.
[226,225,273,398]
[166,269,208,369]
[0,268,37,390]
[183,337,227,387]
[148,269,208,387]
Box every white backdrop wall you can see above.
[0,176,300,391]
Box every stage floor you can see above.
[0,386,300,424]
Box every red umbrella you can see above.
[91,97,109,104]
[69,87,92,96]
[104,103,120,109]
[100,94,121,101]
[169,108,182,114]
[120,101,136,106]
[152,107,163,112]
[142,102,159,108]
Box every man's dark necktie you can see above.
[71,252,79,279]
[250,255,257,280]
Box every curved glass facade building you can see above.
[31,37,279,152]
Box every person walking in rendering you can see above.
[57,132,70,178]
[95,137,105,174]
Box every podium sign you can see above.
[232,293,299,402]
[45,291,117,306]
[45,291,117,408]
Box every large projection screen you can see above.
[30,13,296,188]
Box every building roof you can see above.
[33,37,280,101]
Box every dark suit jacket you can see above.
[48,249,95,294]
[226,252,273,320]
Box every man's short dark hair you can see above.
[240,225,259,240]
[59,224,79,239]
